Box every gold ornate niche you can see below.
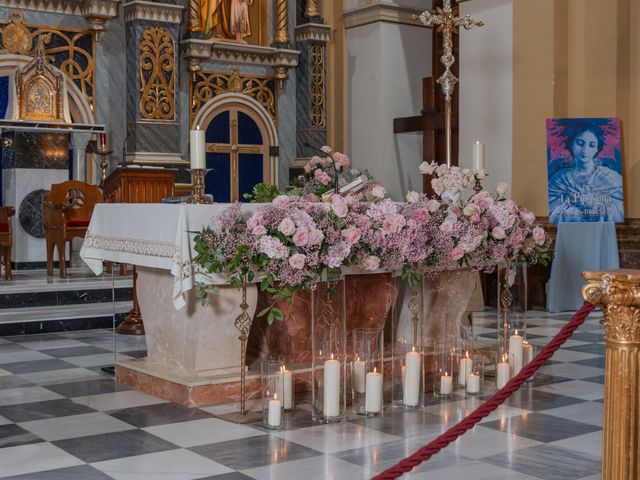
[139,25,176,121]
[191,67,276,122]
[16,34,65,122]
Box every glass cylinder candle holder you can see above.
[350,328,384,415]
[311,272,346,423]
[391,276,425,409]
[522,340,536,382]
[275,362,294,411]
[261,361,284,429]
[434,340,455,398]
[465,353,485,396]
[498,311,527,379]
[457,349,473,389]
[495,351,513,390]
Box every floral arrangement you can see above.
[194,152,551,323]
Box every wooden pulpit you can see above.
[102,167,176,335]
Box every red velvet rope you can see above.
[372,301,596,480]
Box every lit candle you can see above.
[403,347,421,407]
[473,141,485,172]
[353,356,366,394]
[458,351,472,387]
[365,367,383,413]
[440,371,453,396]
[466,373,480,394]
[523,341,534,365]
[323,354,341,418]
[268,393,282,427]
[509,331,524,375]
[190,128,206,169]
[496,354,510,389]
[276,366,293,410]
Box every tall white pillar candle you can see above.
[466,373,480,394]
[353,357,366,394]
[473,141,485,172]
[365,368,383,413]
[523,341,534,365]
[496,356,511,389]
[509,332,524,375]
[268,394,282,427]
[459,353,472,387]
[440,372,453,395]
[276,367,293,410]
[401,362,406,391]
[190,129,206,169]
[403,348,421,407]
[323,355,341,417]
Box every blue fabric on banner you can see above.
[547,222,619,312]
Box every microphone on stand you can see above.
[304,142,339,195]
[121,134,130,167]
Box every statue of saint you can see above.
[200,0,228,38]
[229,0,253,42]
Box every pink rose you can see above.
[476,169,486,180]
[440,221,454,233]
[289,253,306,269]
[331,195,348,218]
[362,255,381,271]
[492,226,506,240]
[314,169,331,186]
[521,211,536,225]
[333,152,350,169]
[342,227,361,246]
[463,204,478,217]
[532,226,546,245]
[293,229,309,246]
[247,211,263,229]
[447,246,464,261]
[308,228,324,246]
[320,145,332,154]
[496,182,509,196]
[278,218,296,236]
[252,225,267,236]
[414,209,429,223]
[372,185,386,199]
[273,195,290,206]
[426,199,441,213]
[431,179,445,196]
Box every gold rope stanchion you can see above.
[583,270,640,480]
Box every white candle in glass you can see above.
[440,371,453,395]
[276,366,293,410]
[459,351,472,387]
[401,361,406,391]
[323,354,341,418]
[473,141,485,172]
[496,354,511,389]
[268,393,282,427]
[523,341,534,365]
[466,373,480,394]
[190,128,206,169]
[353,356,366,394]
[509,331,524,375]
[365,367,383,413]
[403,347,421,407]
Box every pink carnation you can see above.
[447,246,464,261]
[289,253,306,269]
[342,227,361,246]
[333,152,350,169]
[293,229,309,246]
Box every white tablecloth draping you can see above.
[80,203,259,310]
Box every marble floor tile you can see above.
[573,357,606,368]
[20,412,136,441]
[403,459,542,480]
[108,402,214,428]
[41,346,112,358]
[144,418,265,448]
[0,464,115,480]
[446,425,541,459]
[527,326,563,337]
[0,351,53,365]
[64,352,129,368]
[527,337,589,349]
[241,454,374,480]
[482,412,600,443]
[196,474,254,480]
[0,343,30,353]
[0,359,76,375]
[535,380,603,401]
[91,448,234,480]
[0,424,44,448]
[540,401,604,427]
[569,333,607,343]
[5,334,64,344]
[0,414,10,426]
[348,409,447,438]
[537,363,604,381]
[20,367,102,386]
[0,368,11,376]
[0,399,96,423]
[53,429,179,463]
[191,435,322,470]
[0,375,33,390]
[565,343,606,355]
[72,390,167,411]
[582,375,604,385]
[547,349,601,363]
[483,444,601,480]
[18,339,89,351]
[271,422,400,455]
[578,474,601,480]
[551,430,602,458]
[44,378,129,398]
[0,442,84,478]
[0,386,63,406]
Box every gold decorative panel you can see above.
[16,35,64,122]
[0,12,96,116]
[139,26,176,121]
[191,68,276,122]
[310,43,325,128]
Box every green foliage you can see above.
[242,183,282,203]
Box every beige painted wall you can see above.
[513,0,640,218]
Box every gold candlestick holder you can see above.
[473,173,487,194]
[96,144,113,188]
[188,168,213,204]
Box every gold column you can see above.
[305,0,320,18]
[583,269,640,480]
[188,0,202,33]
[274,0,290,45]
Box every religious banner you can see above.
[546,117,624,223]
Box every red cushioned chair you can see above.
[0,206,15,280]
[44,180,103,278]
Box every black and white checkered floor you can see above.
[0,310,604,479]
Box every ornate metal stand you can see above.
[187,169,212,204]
[409,286,421,349]
[473,175,484,194]
[96,144,113,188]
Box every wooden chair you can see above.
[0,206,15,280]
[44,180,103,278]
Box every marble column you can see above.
[70,132,91,182]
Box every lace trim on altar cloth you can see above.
[84,232,179,260]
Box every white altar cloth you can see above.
[80,203,258,309]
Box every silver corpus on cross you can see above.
[415,0,484,167]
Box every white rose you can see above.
[462,168,472,176]
[405,191,420,204]
[419,161,436,175]
[431,179,445,196]
[463,204,477,217]
[252,225,267,236]
[288,253,306,269]
[278,218,296,236]
[362,255,381,271]
[308,228,324,246]
[332,203,348,218]
[496,182,509,196]
[372,185,387,199]
[492,226,506,240]
[426,199,441,213]
[273,195,289,206]
[475,169,486,180]
[440,221,454,233]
